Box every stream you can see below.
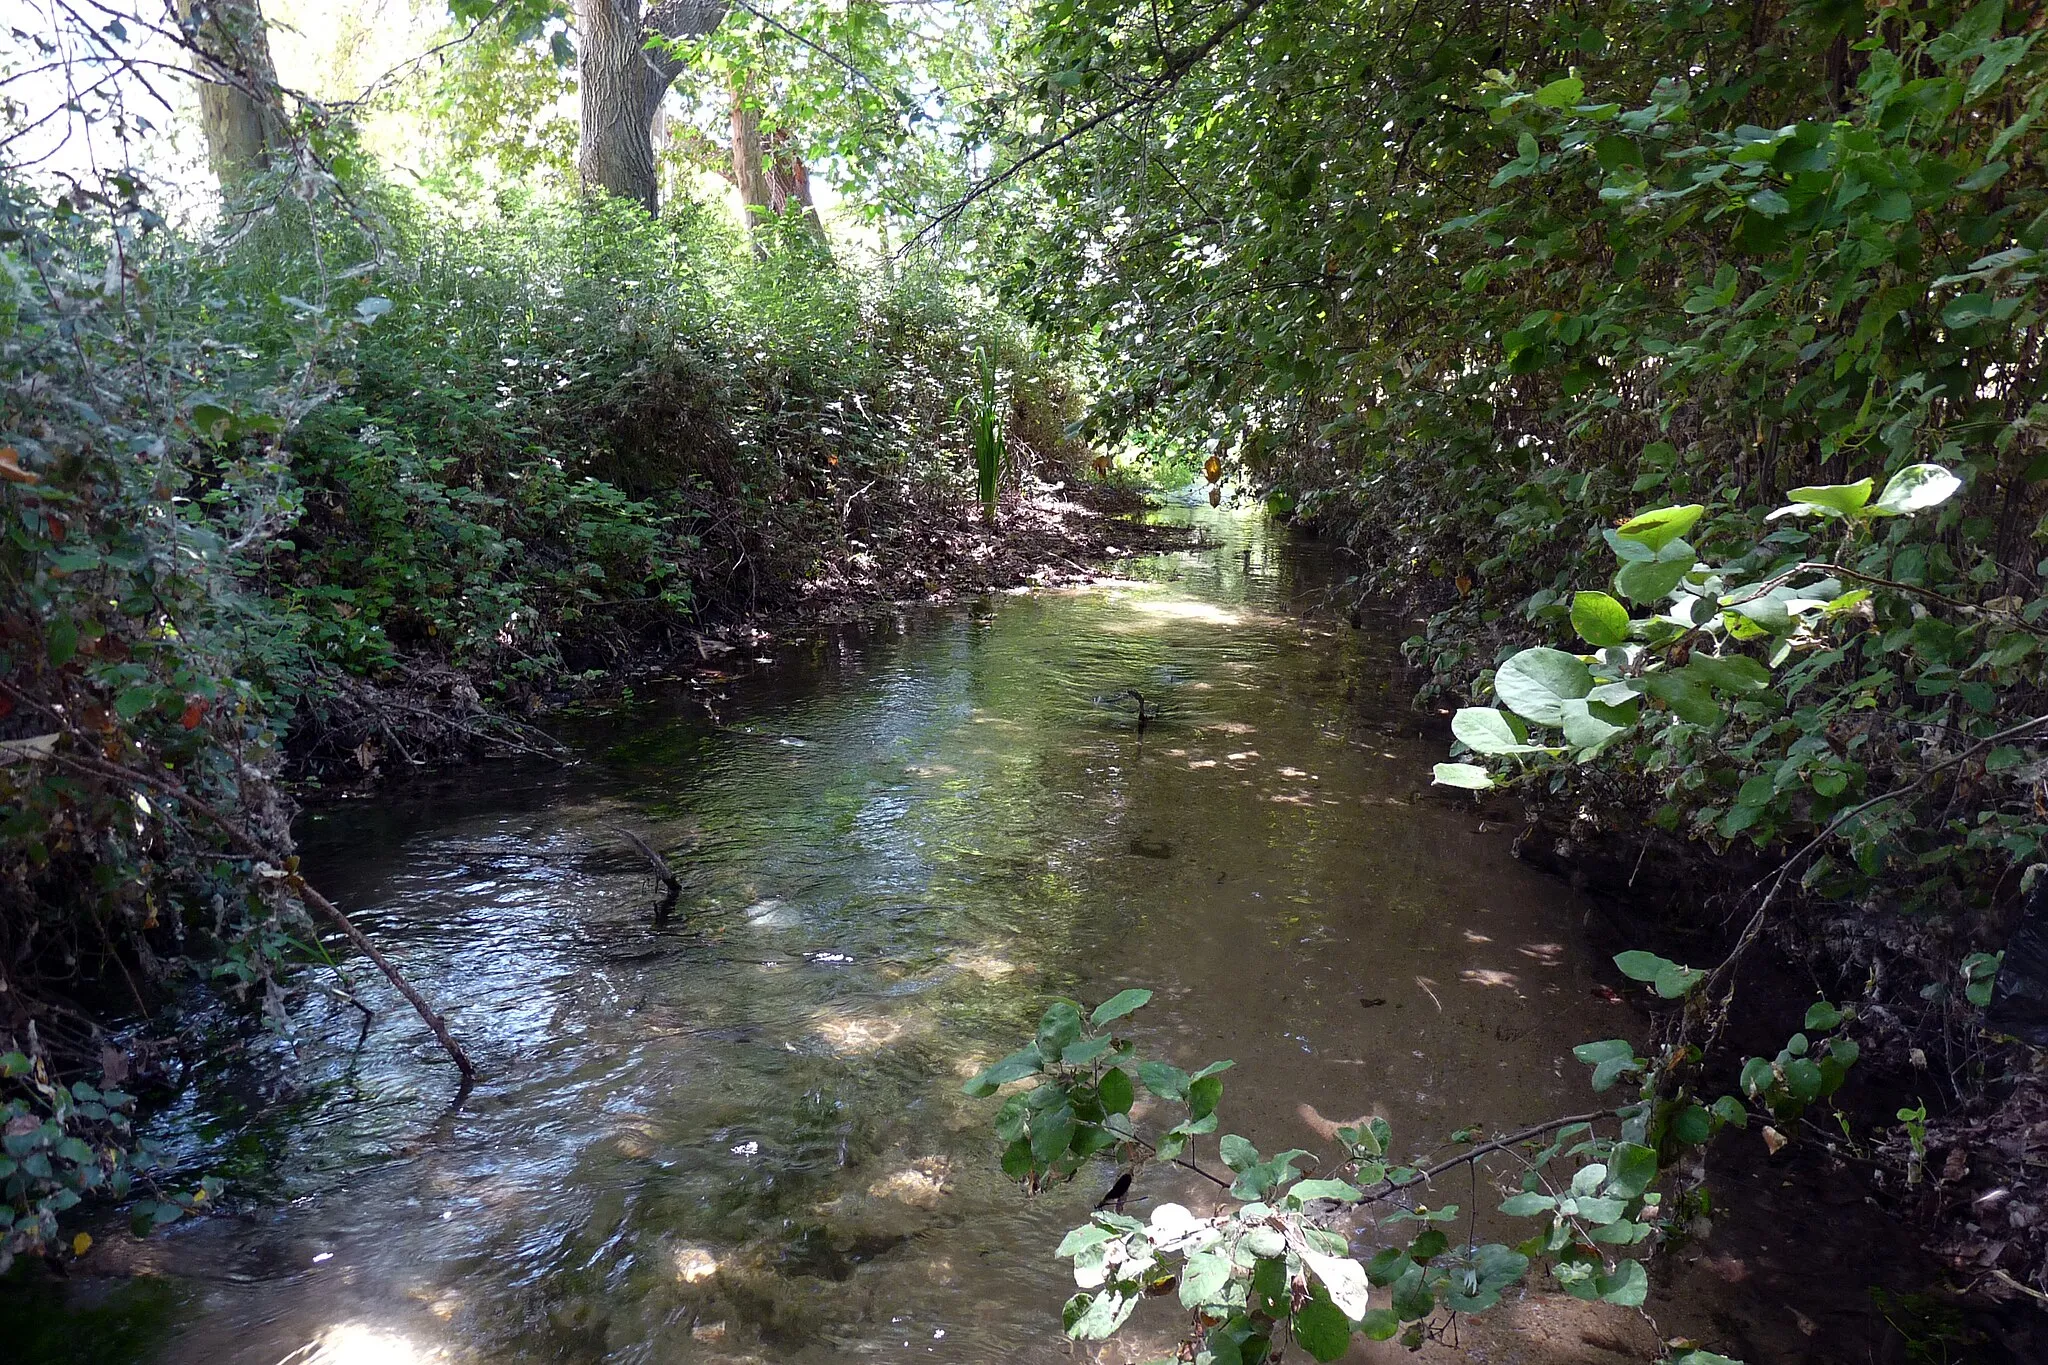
[39,508,1840,1363]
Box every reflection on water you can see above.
[117,509,1634,1363]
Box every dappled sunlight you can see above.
[289,1323,446,1365]
[1463,929,1494,943]
[1114,594,1251,628]
[1462,967,1522,991]
[867,1155,954,1208]
[810,1007,913,1054]
[950,948,1027,980]
[671,1244,721,1284]
[1519,942,1566,966]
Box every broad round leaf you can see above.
[1570,591,1632,647]
[1433,762,1495,790]
[1492,647,1594,726]
[1780,478,1872,518]
[1291,1297,1353,1362]
[1870,463,1961,517]
[1613,503,1703,551]
[1451,706,1545,755]
[1090,988,1153,1026]
[1613,555,1690,604]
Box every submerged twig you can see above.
[611,825,682,913]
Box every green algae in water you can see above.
[0,1264,188,1365]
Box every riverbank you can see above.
[283,477,1192,783]
[1335,509,2048,1338]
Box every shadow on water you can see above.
[12,508,1914,1364]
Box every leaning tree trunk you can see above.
[576,0,728,214]
[176,0,287,190]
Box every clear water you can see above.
[116,508,1647,1363]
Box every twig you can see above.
[610,825,683,912]
[1354,1110,1611,1205]
[899,0,1274,254]
[38,744,475,1080]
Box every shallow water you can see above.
[103,508,1654,1363]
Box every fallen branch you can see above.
[47,747,476,1081]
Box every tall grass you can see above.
[963,347,1005,524]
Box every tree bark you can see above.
[728,77,828,255]
[767,128,828,250]
[727,74,774,237]
[576,0,728,213]
[176,0,288,190]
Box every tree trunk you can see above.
[728,75,773,241]
[176,0,287,190]
[576,0,728,214]
[767,129,829,252]
[728,78,829,256]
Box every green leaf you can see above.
[47,618,78,667]
[1358,1309,1401,1341]
[1090,989,1153,1026]
[1560,699,1625,754]
[1067,1287,1140,1339]
[1036,1002,1084,1057]
[1391,1266,1435,1320]
[1570,591,1632,647]
[1288,1178,1364,1205]
[1303,1248,1374,1319]
[1941,293,1998,328]
[1136,1061,1189,1100]
[1671,1103,1714,1145]
[113,687,160,721]
[1533,75,1586,107]
[1451,707,1546,755]
[1614,951,1676,983]
[1099,1066,1134,1116]
[1057,1224,1119,1258]
[1031,1106,1078,1164]
[1870,464,1962,517]
[1640,670,1722,725]
[1188,1073,1224,1118]
[1604,1143,1659,1198]
[1684,654,1771,694]
[1499,1192,1556,1216]
[1493,647,1595,725]
[1433,762,1495,790]
[353,295,394,323]
[1804,1001,1844,1031]
[1292,1297,1352,1362]
[1220,1134,1262,1171]
[1613,554,1691,604]
[1780,477,1874,519]
[1594,1258,1649,1306]
[1062,1036,1113,1067]
[1180,1249,1235,1307]
[1614,504,1703,551]
[963,1046,1043,1096]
